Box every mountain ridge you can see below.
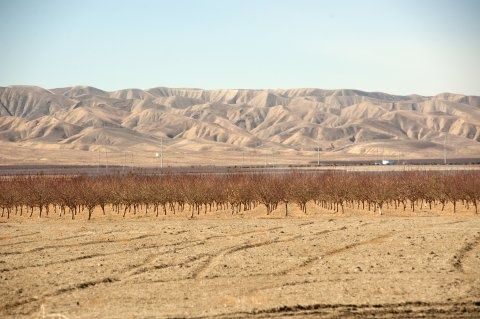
[1,85,479,159]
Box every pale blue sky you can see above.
[0,0,479,95]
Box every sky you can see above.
[0,0,479,95]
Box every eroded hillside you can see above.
[1,86,479,158]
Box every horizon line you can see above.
[2,84,479,98]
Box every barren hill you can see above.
[1,85,479,165]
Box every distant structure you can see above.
[155,137,164,168]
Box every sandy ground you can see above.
[0,142,323,167]
[2,141,478,168]
[1,205,480,318]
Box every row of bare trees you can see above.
[0,171,479,220]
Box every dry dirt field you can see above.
[1,206,480,318]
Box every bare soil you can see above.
[1,206,480,318]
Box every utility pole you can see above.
[123,152,126,173]
[160,137,164,169]
[105,151,108,174]
[317,139,320,166]
[443,134,447,165]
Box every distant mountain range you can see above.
[1,85,479,158]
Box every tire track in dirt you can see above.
[441,220,471,226]
[187,226,351,281]
[122,227,283,275]
[2,240,206,313]
[0,227,270,256]
[0,253,105,273]
[309,227,346,237]
[121,240,208,278]
[1,237,205,273]
[246,277,355,295]
[1,225,390,314]
[0,222,380,255]
[0,222,13,226]
[53,277,119,295]
[323,233,392,257]
[0,231,41,243]
[0,232,94,248]
[281,232,393,275]
[191,234,302,279]
[452,232,480,272]
[0,231,40,239]
[193,301,480,318]
[160,227,347,282]
[297,221,315,227]
[0,239,37,247]
[55,232,95,241]
[118,226,286,280]
[0,234,203,273]
[126,252,212,280]
[1,230,189,255]
[123,254,157,276]
[204,226,283,240]
[3,277,120,315]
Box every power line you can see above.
[317,139,320,166]
[105,151,108,173]
[123,151,126,173]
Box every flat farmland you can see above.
[1,209,480,318]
